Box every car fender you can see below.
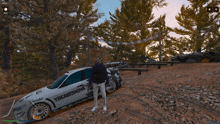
[31,99,55,111]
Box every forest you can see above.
[0,0,219,99]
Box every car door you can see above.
[82,68,93,98]
[50,71,85,109]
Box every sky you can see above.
[93,0,192,49]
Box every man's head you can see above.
[97,57,102,65]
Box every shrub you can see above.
[202,59,209,63]
[0,69,20,99]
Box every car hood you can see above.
[13,86,51,107]
[26,86,51,99]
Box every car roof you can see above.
[65,67,92,76]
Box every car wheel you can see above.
[105,78,116,94]
[28,103,50,121]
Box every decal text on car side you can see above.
[54,86,85,102]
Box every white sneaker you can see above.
[92,106,98,112]
[103,106,107,111]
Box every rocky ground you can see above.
[1,63,220,124]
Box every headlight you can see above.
[14,104,26,112]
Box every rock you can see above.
[176,75,182,78]
[164,107,169,111]
[175,88,178,91]
[186,85,191,88]
[208,96,217,99]
[181,89,186,92]
[188,121,194,124]
[195,109,200,113]
[70,115,74,117]
[164,92,170,96]
[188,107,194,111]
[194,95,202,101]
[156,100,163,103]
[214,71,220,74]
[202,92,208,95]
[165,99,169,103]
[202,114,212,120]
[140,93,145,96]
[204,101,210,104]
[152,95,157,100]
[213,91,220,95]
[214,100,220,103]
[205,72,210,75]
[74,111,79,114]
[113,119,118,122]
[179,103,185,107]
[204,88,208,91]
[168,96,174,99]
[170,100,176,104]
[169,101,176,107]
[181,117,187,123]
[53,118,60,122]
[215,103,220,107]
[109,110,117,116]
[142,103,148,106]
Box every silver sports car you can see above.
[12,66,122,123]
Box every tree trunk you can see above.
[44,0,58,80]
[65,49,73,68]
[65,39,79,68]
[64,5,81,68]
[49,40,58,80]
[2,20,10,72]
[196,27,202,53]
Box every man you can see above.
[88,57,109,112]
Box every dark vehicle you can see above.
[171,52,220,62]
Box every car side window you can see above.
[64,71,81,86]
[84,68,92,79]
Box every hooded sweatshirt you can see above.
[89,63,109,86]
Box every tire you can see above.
[27,103,50,121]
[105,78,116,94]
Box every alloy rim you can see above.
[106,79,116,93]
[31,103,49,120]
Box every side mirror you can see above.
[47,84,51,88]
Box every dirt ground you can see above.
[0,63,220,124]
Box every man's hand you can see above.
[87,85,91,92]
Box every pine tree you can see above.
[12,0,102,80]
[1,0,25,72]
[110,0,167,62]
[173,0,220,53]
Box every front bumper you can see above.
[13,105,30,123]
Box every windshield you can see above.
[49,75,68,89]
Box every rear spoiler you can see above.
[104,62,129,68]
